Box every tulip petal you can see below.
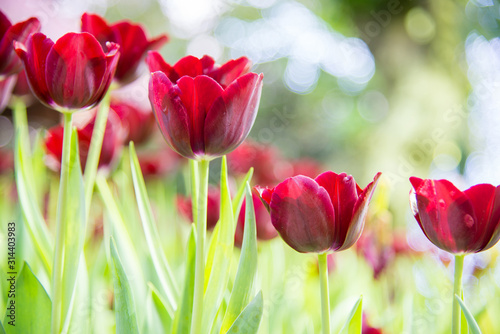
[204,72,263,157]
[87,42,120,108]
[176,75,224,157]
[46,32,108,109]
[149,71,193,158]
[254,186,274,212]
[81,13,114,47]
[0,12,11,38]
[146,51,178,82]
[200,55,215,72]
[464,184,500,251]
[410,178,476,253]
[173,55,204,79]
[270,176,335,253]
[208,57,252,87]
[315,171,360,250]
[15,33,54,107]
[0,17,40,75]
[340,172,381,251]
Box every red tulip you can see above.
[256,172,381,253]
[0,11,40,77]
[45,108,125,173]
[137,147,183,178]
[82,13,168,84]
[362,314,383,334]
[14,32,119,112]
[111,100,155,145]
[410,177,500,254]
[177,186,220,230]
[234,190,278,247]
[0,76,15,112]
[147,52,263,160]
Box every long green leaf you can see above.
[144,283,173,333]
[201,156,236,332]
[340,296,363,334]
[3,262,51,334]
[231,168,254,219]
[0,320,5,334]
[110,238,140,334]
[12,100,52,274]
[220,184,258,332]
[455,295,482,334]
[460,291,469,334]
[95,174,148,311]
[129,142,178,308]
[172,226,196,334]
[226,291,263,334]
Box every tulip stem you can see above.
[191,159,209,334]
[452,254,465,334]
[83,91,111,222]
[51,111,73,334]
[318,252,331,334]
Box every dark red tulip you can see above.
[45,108,125,173]
[410,177,500,254]
[227,140,284,185]
[256,172,381,253]
[82,13,168,84]
[111,100,155,145]
[15,32,119,112]
[177,186,220,230]
[0,11,40,77]
[362,314,383,334]
[147,52,263,160]
[235,189,278,247]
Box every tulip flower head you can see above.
[256,171,381,253]
[82,13,168,84]
[410,177,500,254]
[177,185,221,230]
[147,51,264,161]
[0,11,40,77]
[15,32,119,112]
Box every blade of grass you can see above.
[340,296,363,334]
[231,169,253,220]
[455,295,482,334]
[226,291,264,334]
[110,238,140,334]
[220,184,258,332]
[3,262,51,333]
[12,99,52,275]
[147,283,173,333]
[172,226,196,334]
[129,142,178,309]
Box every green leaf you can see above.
[460,291,469,334]
[95,174,148,309]
[12,100,52,274]
[455,295,482,334]
[172,227,196,334]
[0,320,5,334]
[220,184,258,332]
[202,156,236,332]
[144,283,173,333]
[340,296,363,334]
[110,238,140,334]
[3,262,51,334]
[231,168,254,220]
[129,142,178,309]
[226,291,264,334]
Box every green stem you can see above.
[51,111,73,334]
[452,254,465,334]
[318,252,330,334]
[84,91,111,220]
[190,159,209,334]
[190,160,199,225]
